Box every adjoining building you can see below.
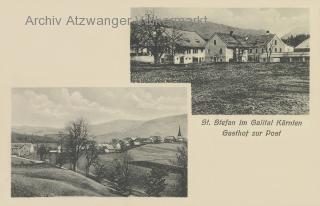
[131,29,206,64]
[205,31,295,63]
[11,143,35,157]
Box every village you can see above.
[131,28,310,64]
[11,126,186,163]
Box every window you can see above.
[193,49,198,53]
[219,48,223,54]
[280,48,282,52]
[255,49,258,53]
[200,49,204,53]
[186,49,191,54]
[249,49,252,53]
[275,48,277,52]
[214,40,216,45]
[274,40,277,45]
[262,48,264,53]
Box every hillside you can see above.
[132,19,266,40]
[11,132,60,143]
[11,161,118,197]
[95,114,187,142]
[88,119,144,136]
[12,126,60,136]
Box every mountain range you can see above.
[133,19,309,40]
[12,114,188,143]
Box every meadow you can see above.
[11,157,117,197]
[131,62,309,115]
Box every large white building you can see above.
[131,29,206,64]
[205,31,295,63]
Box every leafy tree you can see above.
[131,10,182,64]
[37,144,48,161]
[93,159,107,182]
[145,168,168,197]
[111,151,132,196]
[65,118,90,171]
[84,140,99,176]
[176,143,188,196]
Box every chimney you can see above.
[266,30,270,34]
[230,31,234,36]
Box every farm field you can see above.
[11,158,117,197]
[131,62,309,115]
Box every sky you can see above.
[131,8,309,36]
[12,87,188,127]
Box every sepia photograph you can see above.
[130,8,310,115]
[11,87,188,197]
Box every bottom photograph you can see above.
[11,87,188,197]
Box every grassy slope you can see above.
[12,163,118,197]
[72,143,184,196]
[131,62,309,115]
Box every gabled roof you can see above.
[246,34,276,47]
[210,32,276,48]
[295,38,310,49]
[165,28,206,48]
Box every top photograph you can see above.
[130,8,310,115]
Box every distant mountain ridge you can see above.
[146,19,267,40]
[12,114,188,143]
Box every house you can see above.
[205,31,250,62]
[141,137,153,144]
[104,144,116,153]
[164,136,176,143]
[205,31,294,63]
[11,143,35,157]
[149,136,162,143]
[131,28,206,64]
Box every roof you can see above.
[103,144,115,150]
[212,32,275,48]
[246,34,276,47]
[11,143,33,148]
[295,38,310,49]
[177,30,206,48]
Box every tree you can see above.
[93,159,107,182]
[145,168,168,196]
[65,118,89,171]
[164,26,183,64]
[37,144,48,161]
[265,39,275,63]
[131,10,183,64]
[111,151,132,196]
[84,140,99,176]
[176,143,188,196]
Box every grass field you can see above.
[12,158,117,197]
[131,62,309,115]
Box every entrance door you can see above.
[180,57,184,64]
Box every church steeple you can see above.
[177,125,182,137]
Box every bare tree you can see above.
[84,139,99,176]
[65,118,89,171]
[265,39,275,63]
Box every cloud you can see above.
[12,87,187,127]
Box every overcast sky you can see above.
[12,87,187,127]
[131,8,309,36]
